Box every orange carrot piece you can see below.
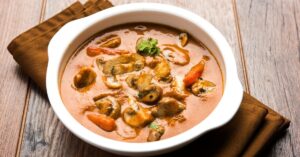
[87,113,116,132]
[87,46,102,57]
[87,46,130,57]
[183,60,205,87]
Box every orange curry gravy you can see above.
[60,23,223,142]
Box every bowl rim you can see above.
[47,3,243,155]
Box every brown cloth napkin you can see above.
[7,0,290,156]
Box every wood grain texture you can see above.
[0,0,43,156]
[18,0,247,157]
[18,0,111,156]
[235,0,300,156]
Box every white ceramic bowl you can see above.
[47,3,243,156]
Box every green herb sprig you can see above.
[136,38,160,56]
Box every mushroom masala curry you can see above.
[60,23,223,142]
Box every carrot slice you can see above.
[87,113,116,132]
[87,46,103,57]
[183,60,205,87]
[87,46,130,57]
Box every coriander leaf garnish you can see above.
[136,37,160,56]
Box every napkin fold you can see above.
[7,0,290,156]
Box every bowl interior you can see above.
[47,3,242,156]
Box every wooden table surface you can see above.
[0,0,299,156]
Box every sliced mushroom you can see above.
[125,74,139,89]
[136,73,153,91]
[162,44,190,66]
[126,73,162,104]
[95,98,112,115]
[106,96,121,119]
[73,67,96,91]
[138,85,162,104]
[111,63,134,75]
[98,54,131,73]
[147,122,165,142]
[93,90,122,101]
[122,96,154,128]
[96,34,117,44]
[102,53,145,75]
[126,73,152,90]
[94,96,121,119]
[103,57,129,72]
[99,36,121,48]
[152,97,186,117]
[191,79,216,96]
[179,32,188,47]
[153,57,172,82]
[164,76,189,100]
[102,75,122,89]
